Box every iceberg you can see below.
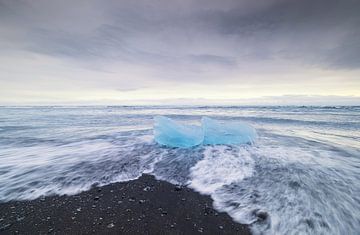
[153,116,204,148]
[154,116,257,148]
[202,117,257,145]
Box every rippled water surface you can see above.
[1,106,359,234]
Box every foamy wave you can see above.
[188,146,254,194]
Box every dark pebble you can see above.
[0,174,250,235]
[0,223,12,231]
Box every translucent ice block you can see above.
[202,117,257,145]
[153,116,204,148]
[153,116,256,148]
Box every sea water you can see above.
[0,106,359,234]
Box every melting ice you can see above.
[154,116,257,147]
[153,116,204,148]
[202,117,257,145]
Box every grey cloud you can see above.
[192,0,360,69]
[185,54,237,66]
[1,0,360,78]
[325,32,360,69]
[1,0,360,105]
[201,0,360,35]
[26,29,94,58]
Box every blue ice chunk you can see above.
[153,116,256,148]
[202,117,257,145]
[154,116,204,148]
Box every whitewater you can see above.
[0,106,359,234]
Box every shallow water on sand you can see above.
[0,106,359,234]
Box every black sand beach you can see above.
[0,174,250,234]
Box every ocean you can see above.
[0,106,359,234]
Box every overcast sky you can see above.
[1,0,360,105]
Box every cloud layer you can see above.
[0,0,359,104]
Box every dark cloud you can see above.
[325,32,360,69]
[194,0,360,68]
[1,0,359,71]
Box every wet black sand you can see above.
[0,174,250,234]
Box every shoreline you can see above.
[0,174,250,234]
